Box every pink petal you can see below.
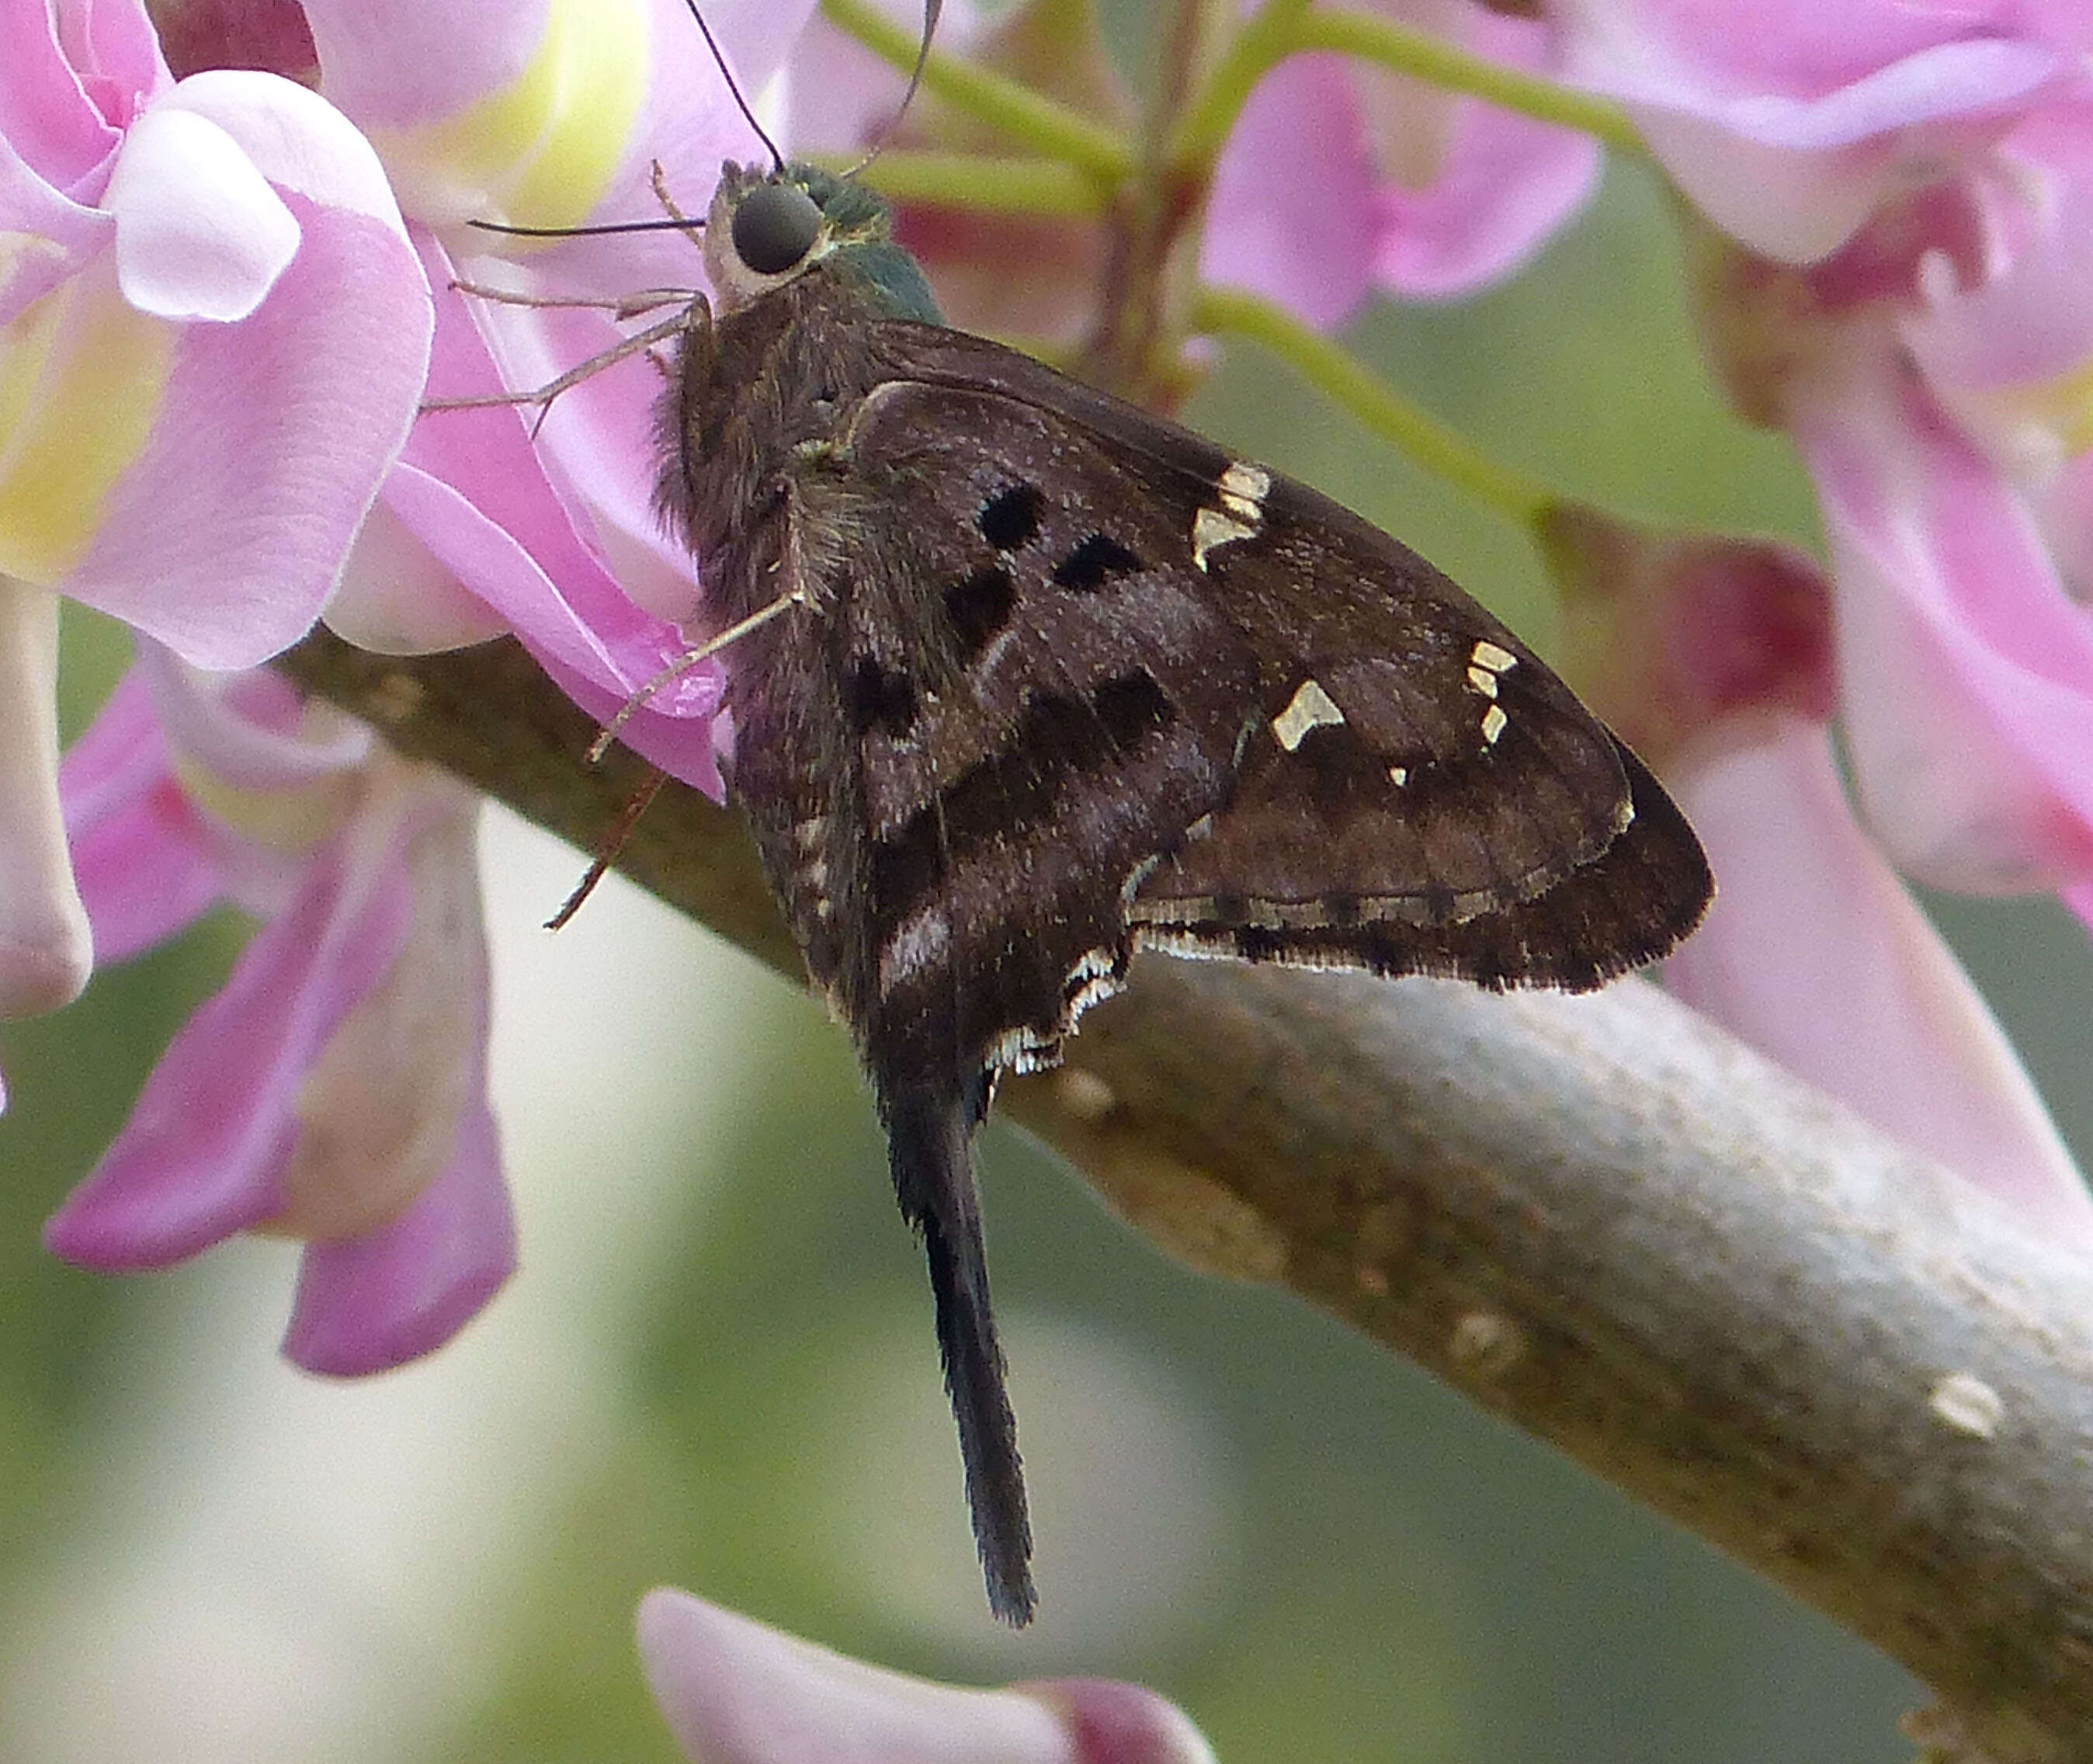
[104,102,298,320]
[1553,0,2066,127]
[1554,2,2067,260]
[331,495,516,655]
[0,0,155,207]
[460,286,700,617]
[1203,54,1377,331]
[61,191,433,667]
[0,580,92,1014]
[57,665,167,824]
[506,0,823,295]
[140,643,369,793]
[66,775,221,964]
[1666,714,2093,1246]
[1369,5,1599,299]
[301,0,557,128]
[270,780,489,1242]
[1797,367,2093,891]
[746,0,911,159]
[371,457,725,770]
[44,821,416,1269]
[157,67,408,224]
[54,0,167,120]
[528,641,725,797]
[345,232,654,659]
[366,239,727,793]
[59,668,222,960]
[311,0,810,292]
[1371,95,1599,299]
[0,139,116,327]
[283,1098,514,1376]
[637,1589,1216,1764]
[1022,1681,1217,1764]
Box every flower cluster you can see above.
[4,0,778,1371]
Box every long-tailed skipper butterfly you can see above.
[521,5,1710,1627]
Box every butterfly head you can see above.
[703,161,942,325]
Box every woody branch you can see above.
[281,627,2093,1764]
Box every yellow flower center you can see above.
[366,0,650,236]
[0,262,174,583]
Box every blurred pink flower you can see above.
[1549,0,2088,261]
[304,0,823,795]
[1547,504,2093,1241]
[0,0,432,1018]
[637,1588,1217,1764]
[47,651,512,1375]
[1206,2,1601,327]
[1498,2,2093,1232]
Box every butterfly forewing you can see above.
[839,325,1675,984]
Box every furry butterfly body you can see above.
[655,159,1713,1625]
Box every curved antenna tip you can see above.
[684,2,786,172]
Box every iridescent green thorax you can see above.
[703,158,945,326]
[789,161,944,326]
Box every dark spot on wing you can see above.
[945,565,1016,658]
[1092,668,1174,748]
[977,483,1044,551]
[1052,531,1142,592]
[846,654,918,738]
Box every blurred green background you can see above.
[4,138,2088,1764]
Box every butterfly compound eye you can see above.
[733,182,823,276]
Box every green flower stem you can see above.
[1170,3,1645,176]
[817,0,1134,183]
[1193,285,1556,529]
[845,150,1107,217]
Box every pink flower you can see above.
[1546,502,2093,1242]
[637,1589,1217,1764]
[1549,0,2088,261]
[47,651,512,1375]
[1667,714,2093,1245]
[0,0,432,1018]
[301,0,824,795]
[1206,2,1602,327]
[1501,3,2093,1234]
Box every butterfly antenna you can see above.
[842,0,944,179]
[684,2,785,172]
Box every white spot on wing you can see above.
[1929,1372,2004,1439]
[1273,678,1345,752]
[1480,703,1508,747]
[1217,460,1271,517]
[878,908,949,991]
[1470,639,1517,675]
[1191,459,1271,570]
[1191,506,1256,571]
[1466,665,1498,698]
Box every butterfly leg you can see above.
[420,309,699,422]
[446,280,697,321]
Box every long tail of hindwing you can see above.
[878,1076,1036,1625]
